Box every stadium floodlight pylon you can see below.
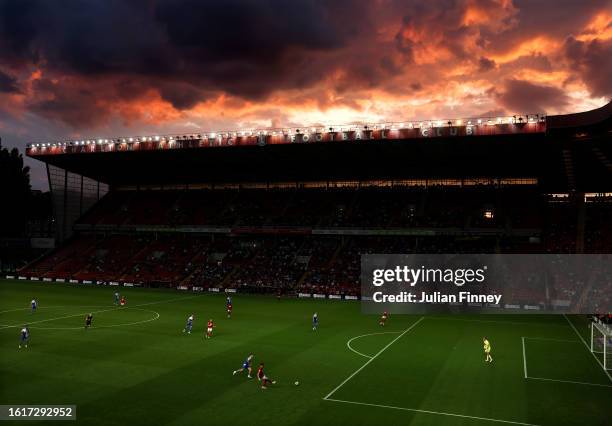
[590,320,612,370]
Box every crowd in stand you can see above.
[19,187,612,313]
[77,187,542,229]
[594,313,612,325]
[22,230,609,307]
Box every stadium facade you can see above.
[26,102,611,239]
[18,101,612,305]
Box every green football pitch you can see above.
[0,280,610,426]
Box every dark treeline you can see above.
[0,144,52,237]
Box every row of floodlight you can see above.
[27,114,545,149]
[30,135,180,148]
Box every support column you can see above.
[575,192,585,253]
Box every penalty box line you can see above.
[325,320,541,426]
[562,314,612,383]
[522,335,612,388]
[323,316,424,401]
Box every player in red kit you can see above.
[379,311,388,326]
[257,363,276,389]
[205,319,214,339]
[226,303,232,318]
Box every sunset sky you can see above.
[0,0,611,188]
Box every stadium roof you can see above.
[26,101,612,192]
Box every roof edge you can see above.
[546,100,612,129]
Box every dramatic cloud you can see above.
[0,0,377,103]
[0,69,19,93]
[0,70,19,93]
[478,57,497,72]
[492,79,570,112]
[564,36,612,98]
[0,0,610,188]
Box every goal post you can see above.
[590,320,612,371]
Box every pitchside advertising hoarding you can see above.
[361,254,612,314]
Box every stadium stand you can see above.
[19,101,612,311]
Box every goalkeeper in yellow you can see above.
[483,337,493,363]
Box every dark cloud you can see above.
[380,56,403,76]
[394,16,417,63]
[0,0,609,130]
[478,57,497,72]
[0,0,169,71]
[478,108,508,118]
[564,36,612,98]
[26,78,113,128]
[157,82,207,110]
[480,0,608,54]
[493,79,570,112]
[155,0,360,60]
[0,69,19,93]
[0,0,375,105]
[502,54,552,72]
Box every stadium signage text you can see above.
[27,120,546,156]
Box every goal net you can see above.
[590,320,612,371]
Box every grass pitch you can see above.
[0,280,610,426]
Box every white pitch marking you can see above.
[526,375,612,388]
[0,294,200,330]
[563,314,612,383]
[323,317,424,400]
[0,305,109,327]
[0,305,102,315]
[426,316,566,327]
[522,336,580,343]
[324,398,542,426]
[24,308,160,330]
[522,337,528,378]
[346,331,402,359]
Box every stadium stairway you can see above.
[591,147,612,173]
[574,270,597,312]
[176,247,212,287]
[215,191,241,225]
[17,248,57,276]
[219,265,239,287]
[327,238,346,269]
[562,149,577,191]
[291,238,314,288]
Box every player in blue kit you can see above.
[312,312,318,331]
[233,354,254,378]
[31,298,37,313]
[19,326,29,349]
[183,314,194,334]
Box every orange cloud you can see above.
[462,0,518,31]
[577,12,612,41]
[490,36,560,64]
[0,0,610,139]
